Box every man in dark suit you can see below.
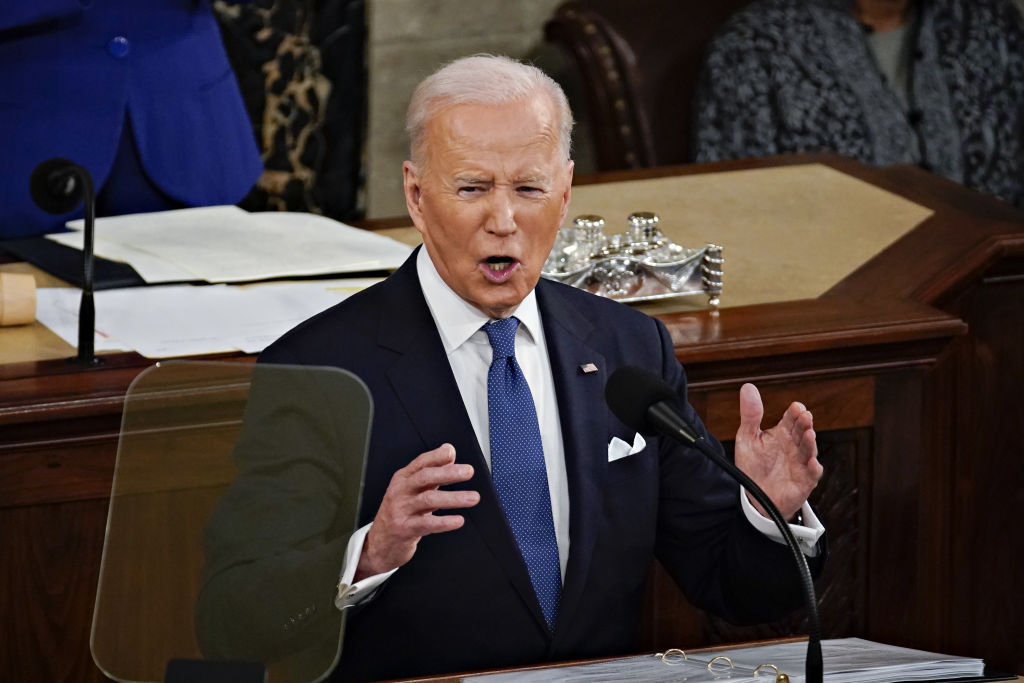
[198,54,824,682]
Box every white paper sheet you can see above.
[34,288,132,353]
[50,206,412,283]
[35,278,382,358]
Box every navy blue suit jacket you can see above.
[214,250,823,682]
[0,0,261,237]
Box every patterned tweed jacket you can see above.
[693,0,1024,207]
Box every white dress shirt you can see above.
[413,247,571,577]
[334,248,823,610]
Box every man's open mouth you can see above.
[485,256,515,272]
[481,256,520,282]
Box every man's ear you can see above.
[403,161,427,236]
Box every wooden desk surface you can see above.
[0,159,940,365]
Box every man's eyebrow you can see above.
[453,175,491,184]
[514,175,550,185]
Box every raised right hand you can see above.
[355,443,479,580]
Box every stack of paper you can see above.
[35,278,383,358]
[50,206,413,283]
[721,638,985,683]
[464,638,986,683]
[35,206,415,357]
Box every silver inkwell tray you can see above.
[542,212,724,306]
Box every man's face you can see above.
[403,97,573,319]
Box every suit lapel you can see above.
[536,281,609,638]
[376,253,551,633]
[377,255,476,463]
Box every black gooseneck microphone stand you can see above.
[30,158,102,367]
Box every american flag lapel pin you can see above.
[579,362,599,375]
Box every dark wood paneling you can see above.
[942,264,1024,672]
[0,434,117,508]
[0,499,109,683]
[0,424,119,683]
[700,375,874,437]
[866,368,950,650]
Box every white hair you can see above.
[405,54,574,164]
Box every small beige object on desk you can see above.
[0,272,36,327]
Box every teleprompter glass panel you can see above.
[91,361,372,683]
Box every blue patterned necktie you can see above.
[484,317,562,629]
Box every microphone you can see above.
[605,365,823,683]
[30,158,102,366]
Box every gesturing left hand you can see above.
[733,383,822,520]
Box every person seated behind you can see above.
[197,54,826,682]
[692,0,1024,207]
[0,0,262,238]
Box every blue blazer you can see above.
[0,0,262,237]
[198,250,824,681]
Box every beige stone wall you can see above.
[365,0,563,218]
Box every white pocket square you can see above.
[607,433,646,461]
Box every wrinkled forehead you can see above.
[418,95,564,166]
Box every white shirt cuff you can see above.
[334,523,398,611]
[739,488,825,558]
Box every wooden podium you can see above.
[2,154,1021,681]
